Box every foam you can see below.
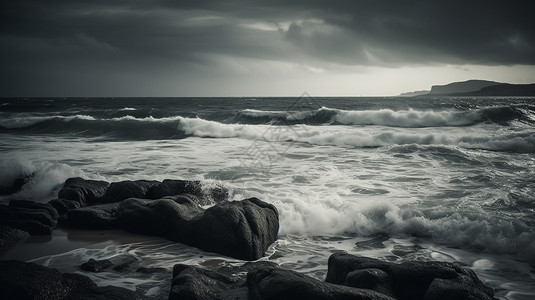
[0,156,85,202]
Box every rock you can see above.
[102,180,160,203]
[58,177,110,205]
[169,261,275,300]
[80,258,113,272]
[187,197,279,261]
[0,225,29,253]
[145,179,229,204]
[345,268,394,297]
[326,253,497,300]
[0,201,58,235]
[118,196,204,237]
[59,194,278,261]
[62,203,119,229]
[66,285,146,300]
[48,198,81,215]
[247,266,395,300]
[0,260,96,300]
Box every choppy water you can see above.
[1,96,534,299]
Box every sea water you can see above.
[1,96,534,299]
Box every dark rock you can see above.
[58,177,110,205]
[169,261,275,300]
[355,233,390,250]
[118,196,203,237]
[59,194,278,261]
[102,180,160,203]
[0,225,29,253]
[9,200,58,220]
[81,258,113,272]
[186,197,279,261]
[345,268,394,297]
[62,203,119,229]
[0,260,96,300]
[110,253,139,272]
[424,277,496,300]
[66,285,146,300]
[146,179,229,204]
[48,198,81,215]
[247,266,395,300]
[0,201,58,235]
[326,253,497,300]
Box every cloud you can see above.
[1,0,534,95]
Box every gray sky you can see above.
[1,0,534,96]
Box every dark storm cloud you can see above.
[1,0,534,95]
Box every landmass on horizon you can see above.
[399,79,535,97]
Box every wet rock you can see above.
[48,198,81,215]
[62,203,119,229]
[0,200,58,235]
[81,258,113,272]
[58,177,110,205]
[66,285,146,300]
[326,253,497,300]
[102,180,160,203]
[187,197,279,261]
[0,260,96,300]
[0,225,29,253]
[169,261,275,300]
[146,179,229,204]
[247,266,395,300]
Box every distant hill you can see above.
[429,80,501,95]
[451,83,535,96]
[399,79,535,97]
[399,90,429,97]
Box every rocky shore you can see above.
[1,177,498,299]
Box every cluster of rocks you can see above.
[0,177,279,261]
[0,252,497,300]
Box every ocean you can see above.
[1,96,534,299]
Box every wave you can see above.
[273,197,535,264]
[0,157,87,201]
[177,117,535,153]
[2,114,534,152]
[236,105,535,127]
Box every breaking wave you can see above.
[237,105,535,127]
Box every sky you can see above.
[1,0,534,97]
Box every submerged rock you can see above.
[62,203,120,229]
[326,253,497,300]
[80,258,113,272]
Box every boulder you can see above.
[48,198,81,215]
[0,173,33,196]
[187,197,279,261]
[58,177,109,205]
[145,179,229,204]
[169,261,275,300]
[66,285,146,300]
[247,266,395,300]
[101,180,159,203]
[80,258,113,272]
[0,201,58,235]
[0,260,96,300]
[326,253,497,300]
[0,225,29,253]
[62,203,119,229]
